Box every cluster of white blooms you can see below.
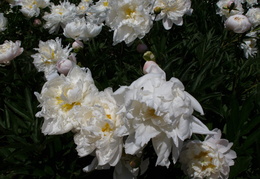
[179,129,237,179]
[6,0,193,46]
[0,0,241,178]
[216,0,259,58]
[32,40,237,178]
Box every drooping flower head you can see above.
[106,0,154,45]
[63,17,102,41]
[179,128,237,179]
[114,61,213,167]
[0,40,23,66]
[35,65,99,135]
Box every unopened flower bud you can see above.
[136,43,148,53]
[129,157,141,168]
[33,19,41,26]
[154,7,162,14]
[227,1,236,9]
[143,60,157,74]
[72,40,84,51]
[224,15,251,33]
[56,59,74,75]
[143,51,155,61]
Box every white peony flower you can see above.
[19,0,50,18]
[224,14,251,33]
[73,88,123,166]
[0,13,8,32]
[106,0,153,45]
[114,61,213,167]
[86,0,110,24]
[43,1,77,34]
[63,17,102,41]
[0,40,23,66]
[179,129,237,179]
[240,38,258,58]
[31,37,72,79]
[246,7,260,28]
[35,65,99,135]
[216,0,244,19]
[76,0,93,16]
[153,0,193,30]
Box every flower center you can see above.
[56,97,81,112]
[102,123,112,133]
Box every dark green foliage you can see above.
[0,0,259,178]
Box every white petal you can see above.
[152,134,172,167]
[191,116,215,135]
[184,91,204,115]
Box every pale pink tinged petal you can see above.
[184,91,204,115]
[217,140,233,153]
[225,150,237,160]
[191,116,214,135]
[143,61,165,75]
[152,134,172,167]
[205,128,222,140]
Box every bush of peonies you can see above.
[0,0,259,178]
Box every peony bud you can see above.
[224,15,252,33]
[56,59,74,75]
[143,51,155,61]
[227,1,236,9]
[72,40,84,51]
[143,60,164,74]
[136,43,148,53]
[33,19,42,26]
[154,7,162,15]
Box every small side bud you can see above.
[143,51,156,61]
[154,7,162,15]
